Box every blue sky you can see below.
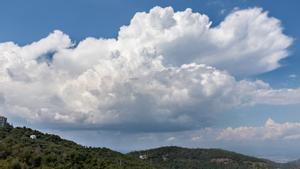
[1,0,300,161]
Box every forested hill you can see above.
[0,124,160,169]
[1,124,300,169]
[129,146,300,169]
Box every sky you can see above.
[0,0,300,162]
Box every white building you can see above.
[139,154,148,160]
[30,135,37,139]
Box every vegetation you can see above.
[0,124,160,169]
[129,146,300,169]
[1,124,300,169]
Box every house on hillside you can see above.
[139,154,148,160]
[0,115,7,126]
[30,135,37,139]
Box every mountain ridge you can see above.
[129,146,279,169]
[0,124,299,169]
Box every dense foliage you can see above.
[0,124,160,169]
[1,124,299,169]
[129,146,297,169]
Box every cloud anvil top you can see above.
[0,6,295,133]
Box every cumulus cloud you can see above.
[118,7,292,76]
[0,7,296,132]
[216,118,300,141]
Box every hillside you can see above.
[1,124,300,169]
[129,146,298,169]
[282,159,300,169]
[0,124,160,169]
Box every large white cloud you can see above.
[118,7,292,76]
[0,7,296,132]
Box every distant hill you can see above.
[1,124,300,169]
[0,124,160,169]
[283,159,300,169]
[128,146,300,169]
